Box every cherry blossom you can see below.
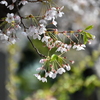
[39,19,47,25]
[73,44,86,50]
[56,46,67,53]
[46,38,55,49]
[57,67,66,74]
[45,71,57,79]
[56,43,68,53]
[7,4,14,10]
[0,0,8,6]
[44,7,57,20]
[52,18,57,26]
[0,33,8,41]
[26,26,41,40]
[55,40,62,45]
[45,72,53,78]
[12,0,16,3]
[56,6,64,17]
[27,26,37,36]
[38,24,46,35]
[6,13,14,23]
[19,0,28,5]
[41,77,47,82]
[42,36,51,43]
[70,60,75,64]
[51,72,57,79]
[63,64,71,71]
[14,15,21,23]
[34,74,41,81]
[44,6,64,21]
[33,33,41,40]
[39,59,47,64]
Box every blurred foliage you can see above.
[16,41,100,100]
[6,44,20,100]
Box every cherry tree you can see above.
[0,0,95,83]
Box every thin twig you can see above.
[27,0,46,3]
[15,2,28,29]
[27,0,41,3]
[27,36,46,58]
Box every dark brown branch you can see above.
[27,36,46,58]
[15,1,28,29]
[27,0,43,3]
[15,0,46,58]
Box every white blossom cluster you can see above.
[0,0,65,45]
[0,0,95,82]
[0,13,21,44]
[0,0,28,10]
[35,57,72,82]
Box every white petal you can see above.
[57,68,66,74]
[34,74,41,80]
[51,72,57,79]
[0,1,8,6]
[66,64,71,71]
[41,77,47,82]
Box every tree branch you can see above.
[27,0,45,3]
[15,2,46,58]
[27,36,46,58]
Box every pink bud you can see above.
[77,29,82,32]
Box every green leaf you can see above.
[85,25,94,30]
[83,34,88,44]
[58,56,63,65]
[84,75,97,87]
[50,54,58,61]
[86,32,93,39]
[86,32,95,40]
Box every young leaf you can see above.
[83,34,88,44]
[58,56,63,65]
[86,32,93,39]
[85,25,94,30]
[86,32,95,40]
[50,54,58,61]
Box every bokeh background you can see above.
[0,0,100,100]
